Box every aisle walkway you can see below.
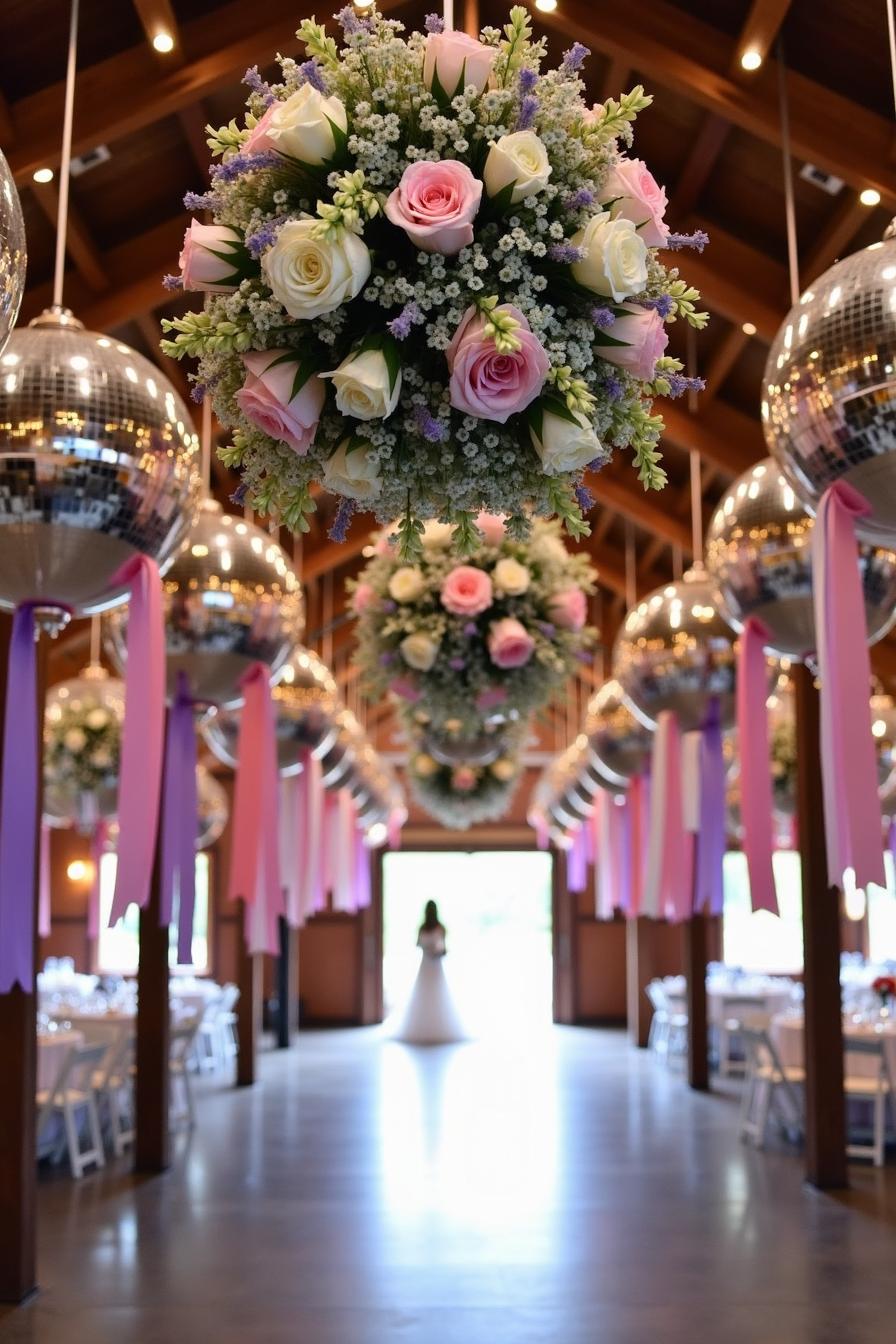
[2,1028,895,1343]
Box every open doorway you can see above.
[382,850,554,1035]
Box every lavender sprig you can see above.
[639,294,674,318]
[162,273,183,291]
[663,373,706,399]
[246,217,286,259]
[575,483,595,512]
[604,375,625,401]
[210,150,281,184]
[565,188,594,211]
[516,95,538,131]
[183,190,220,211]
[328,497,356,542]
[591,306,616,327]
[299,59,328,93]
[424,13,445,33]
[518,67,537,94]
[243,66,276,107]
[548,242,585,264]
[414,405,450,442]
[388,301,422,340]
[666,230,709,253]
[230,483,248,507]
[561,43,590,75]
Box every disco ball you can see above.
[585,678,653,787]
[762,231,896,547]
[613,563,739,732]
[318,708,366,789]
[105,497,304,707]
[0,308,200,631]
[201,646,339,775]
[425,725,505,767]
[706,458,896,660]
[0,151,25,359]
[196,764,229,850]
[43,662,125,832]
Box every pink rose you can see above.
[597,303,668,381]
[388,676,421,703]
[475,512,506,546]
[599,158,669,249]
[385,160,482,255]
[243,103,277,155]
[549,586,587,631]
[423,31,495,97]
[352,582,375,615]
[441,565,493,616]
[235,350,325,455]
[488,617,535,669]
[452,766,478,793]
[179,220,248,292]
[446,305,549,423]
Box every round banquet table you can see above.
[771,1014,896,1081]
[37,1029,85,1093]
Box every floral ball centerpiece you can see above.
[44,666,124,832]
[409,737,523,829]
[350,513,596,736]
[162,6,706,553]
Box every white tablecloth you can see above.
[771,1014,896,1082]
[37,1029,84,1093]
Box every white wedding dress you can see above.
[393,927,468,1044]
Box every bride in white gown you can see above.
[393,901,467,1044]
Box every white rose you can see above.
[570,213,648,301]
[413,752,439,778]
[483,131,552,204]
[85,708,109,730]
[388,566,427,603]
[530,402,603,475]
[321,438,382,503]
[265,85,348,166]
[400,632,439,672]
[421,521,455,549]
[262,220,370,320]
[532,532,569,566]
[493,557,531,596]
[64,728,87,753]
[324,348,401,421]
[491,757,517,782]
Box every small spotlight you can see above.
[152,31,175,53]
[66,859,92,883]
[740,48,762,71]
[33,167,54,184]
[860,187,881,207]
[535,0,558,10]
[354,0,375,7]
[741,321,757,337]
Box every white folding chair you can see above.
[99,1031,136,1157]
[216,983,241,1065]
[169,1021,200,1131]
[844,1037,893,1167]
[194,990,225,1073]
[645,981,670,1057]
[738,1024,803,1149]
[664,993,689,1069]
[36,1042,108,1178]
[715,995,767,1077]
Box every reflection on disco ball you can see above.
[613,564,739,733]
[43,663,125,831]
[0,309,200,629]
[762,233,896,546]
[706,458,896,660]
[0,151,25,359]
[317,708,366,789]
[105,497,304,707]
[585,678,653,786]
[196,765,229,850]
[202,646,339,775]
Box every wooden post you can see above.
[551,849,576,1024]
[684,909,709,1091]
[275,916,291,1048]
[236,931,261,1087]
[359,849,383,1025]
[135,823,170,1174]
[625,917,654,1048]
[0,616,44,1303]
[794,663,847,1189]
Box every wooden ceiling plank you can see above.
[300,531,373,584]
[683,217,788,341]
[131,0,180,56]
[671,114,731,220]
[660,400,763,478]
[703,325,750,402]
[29,181,108,293]
[600,57,631,103]
[586,468,692,552]
[803,196,870,282]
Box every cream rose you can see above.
[570,213,648,302]
[321,438,382,502]
[324,347,401,421]
[414,752,439,778]
[264,85,348,166]
[493,557,531,596]
[388,566,427,603]
[85,708,109,730]
[483,131,552,204]
[400,632,439,672]
[422,520,455,548]
[490,757,517,782]
[262,220,370,320]
[64,728,87,753]
[529,400,604,475]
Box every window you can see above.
[96,852,211,976]
[868,851,896,963]
[722,849,804,974]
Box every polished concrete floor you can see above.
[2,1026,895,1343]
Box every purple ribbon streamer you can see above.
[160,674,199,964]
[567,824,588,892]
[694,702,726,915]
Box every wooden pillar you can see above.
[275,916,292,1049]
[625,917,654,1047]
[0,615,44,1303]
[359,849,383,1025]
[684,910,709,1091]
[135,831,170,1174]
[552,849,576,1024]
[236,933,261,1087]
[794,663,847,1189]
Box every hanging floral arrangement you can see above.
[161,5,707,557]
[44,686,123,832]
[409,738,523,828]
[349,513,596,735]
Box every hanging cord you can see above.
[89,614,100,666]
[624,520,636,611]
[443,0,455,33]
[52,0,80,311]
[776,38,800,306]
[594,589,604,681]
[689,450,703,562]
[200,398,212,496]
[888,0,896,123]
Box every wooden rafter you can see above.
[29,180,108,294]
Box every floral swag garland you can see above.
[162,5,707,556]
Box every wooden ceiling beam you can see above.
[599,57,630,103]
[671,114,730,221]
[683,218,788,342]
[586,467,692,552]
[131,0,180,56]
[660,399,763,477]
[299,528,374,584]
[29,180,108,293]
[732,0,793,74]
[703,325,750,402]
[803,195,870,282]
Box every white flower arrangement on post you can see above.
[162,6,707,557]
[44,696,121,831]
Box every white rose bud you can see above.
[324,347,401,421]
[570,213,648,302]
[263,220,371,321]
[413,752,439,778]
[483,131,552,204]
[265,85,348,166]
[321,437,382,503]
[64,728,87,753]
[85,708,109,730]
[421,521,455,549]
[400,632,439,672]
[493,557,531,596]
[529,400,604,476]
[388,566,427,604]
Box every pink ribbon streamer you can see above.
[737,617,779,914]
[332,792,359,912]
[812,482,885,889]
[530,810,550,851]
[387,807,403,849]
[279,775,303,929]
[38,823,51,940]
[643,711,692,921]
[566,823,588,893]
[228,662,283,955]
[108,556,165,925]
[594,792,617,920]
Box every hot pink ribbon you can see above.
[332,792,359,913]
[566,823,588,893]
[38,823,51,940]
[643,711,693,921]
[812,482,885,889]
[387,806,403,850]
[737,618,778,914]
[108,556,165,925]
[228,662,283,955]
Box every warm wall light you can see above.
[67,859,94,883]
[860,187,881,207]
[33,167,54,184]
[354,0,375,8]
[535,0,559,11]
[742,321,757,337]
[740,48,762,71]
[152,31,175,53]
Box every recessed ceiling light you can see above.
[860,187,881,207]
[354,0,375,7]
[535,0,558,10]
[740,48,762,71]
[32,167,54,184]
[742,321,757,336]
[152,31,175,53]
